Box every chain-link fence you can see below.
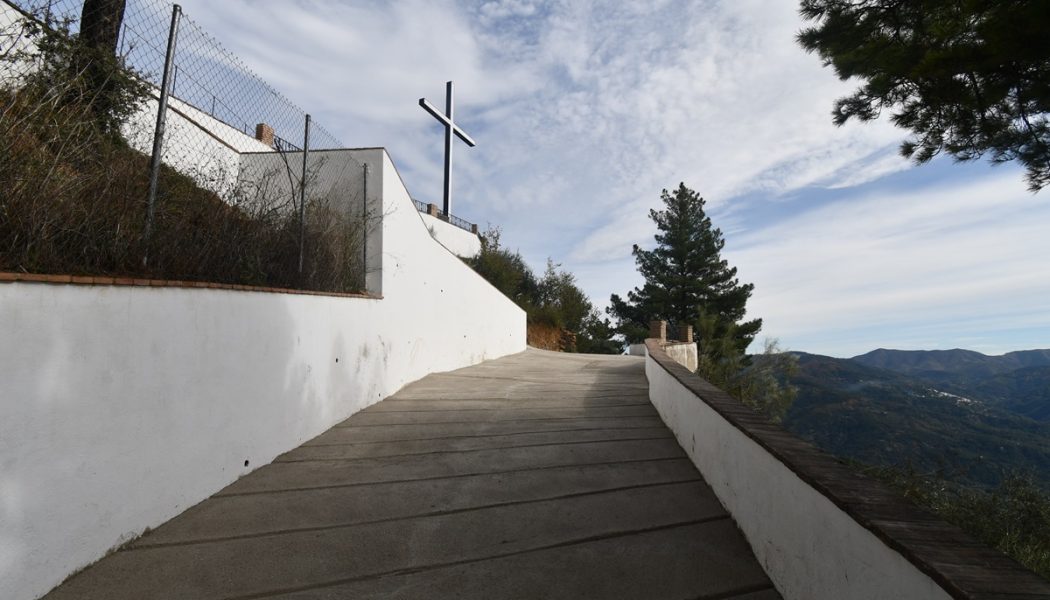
[0,0,367,292]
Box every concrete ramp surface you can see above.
[43,349,779,599]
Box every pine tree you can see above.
[467,228,619,354]
[797,0,1050,191]
[609,183,761,355]
[73,0,134,134]
[80,0,127,56]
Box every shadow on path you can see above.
[43,349,779,600]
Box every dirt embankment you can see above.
[526,323,577,352]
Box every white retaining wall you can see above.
[237,149,370,246]
[1,0,272,197]
[0,2,35,84]
[662,341,697,372]
[644,346,952,600]
[419,212,481,258]
[0,148,526,600]
[122,95,274,197]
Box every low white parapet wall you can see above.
[662,340,697,372]
[0,149,525,600]
[644,339,1050,600]
[419,212,481,258]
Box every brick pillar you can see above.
[255,123,275,148]
[427,203,440,217]
[682,325,693,343]
[649,320,666,341]
[470,223,479,235]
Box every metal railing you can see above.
[447,212,475,233]
[273,133,302,153]
[409,198,477,234]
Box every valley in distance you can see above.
[781,347,1050,488]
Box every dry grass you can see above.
[527,322,576,352]
[0,82,364,292]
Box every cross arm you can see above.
[453,125,477,147]
[418,98,477,147]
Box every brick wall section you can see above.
[254,123,275,148]
[649,320,667,341]
[0,272,380,299]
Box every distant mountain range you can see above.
[854,347,1050,380]
[780,348,1050,488]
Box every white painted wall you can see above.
[662,341,697,372]
[238,148,382,293]
[419,212,481,258]
[644,351,953,600]
[1,0,272,197]
[0,2,35,85]
[237,150,367,217]
[123,94,273,197]
[0,148,526,600]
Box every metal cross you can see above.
[419,81,476,217]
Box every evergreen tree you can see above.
[609,183,761,355]
[467,227,539,309]
[536,259,591,334]
[467,228,619,354]
[576,310,622,355]
[72,0,134,134]
[80,0,127,56]
[797,0,1050,191]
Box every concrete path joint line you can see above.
[221,518,727,600]
[42,349,781,600]
[275,435,675,463]
[129,478,708,551]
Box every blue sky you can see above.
[172,0,1050,357]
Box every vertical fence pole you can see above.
[298,114,311,279]
[144,4,182,264]
[118,23,126,64]
[361,163,368,291]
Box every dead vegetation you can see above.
[0,12,364,292]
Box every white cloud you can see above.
[478,0,538,21]
[171,0,909,250]
[728,169,1050,355]
[163,0,1048,355]
[176,0,537,128]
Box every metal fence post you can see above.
[144,4,182,263]
[362,163,369,291]
[298,114,311,279]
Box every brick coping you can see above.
[645,338,1050,599]
[0,272,379,300]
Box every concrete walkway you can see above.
[44,349,779,600]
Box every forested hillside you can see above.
[784,351,1050,488]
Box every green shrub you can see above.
[466,227,619,353]
[861,465,1050,580]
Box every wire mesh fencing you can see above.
[0,0,368,292]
